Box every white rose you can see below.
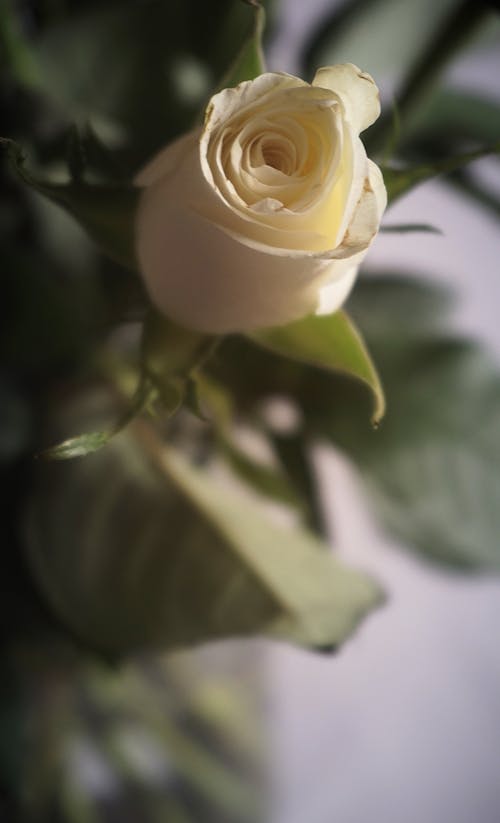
[135,63,387,334]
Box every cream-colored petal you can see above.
[136,180,336,332]
[313,64,380,134]
[204,72,305,134]
[340,159,387,249]
[316,263,360,315]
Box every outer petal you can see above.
[313,64,380,134]
[316,161,387,315]
[341,159,387,248]
[204,72,306,133]
[135,139,386,333]
[316,263,360,315]
[137,172,336,333]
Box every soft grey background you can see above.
[264,2,500,822]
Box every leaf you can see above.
[251,310,385,426]
[42,430,113,460]
[381,223,442,234]
[25,397,383,654]
[383,140,500,204]
[216,1,266,91]
[210,276,500,571]
[302,277,500,571]
[271,431,327,537]
[405,88,500,147]
[41,378,166,461]
[1,138,138,269]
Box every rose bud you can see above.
[135,64,387,334]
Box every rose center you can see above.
[260,137,295,175]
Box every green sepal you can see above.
[251,310,385,426]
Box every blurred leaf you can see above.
[383,139,500,204]
[211,276,500,570]
[0,0,43,89]
[307,277,500,571]
[1,138,138,269]
[405,88,500,147]
[216,1,266,91]
[271,431,327,537]
[381,222,442,234]
[43,430,113,460]
[251,310,385,425]
[26,398,382,654]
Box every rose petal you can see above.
[313,64,380,134]
[340,160,387,249]
[316,263,360,315]
[136,167,351,333]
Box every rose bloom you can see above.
[135,64,387,333]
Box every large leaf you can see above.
[307,277,500,571]
[213,276,500,571]
[25,395,382,654]
[251,310,385,425]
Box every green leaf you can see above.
[383,140,500,204]
[42,430,113,460]
[41,378,164,461]
[26,401,383,654]
[216,1,266,91]
[303,277,500,571]
[250,310,385,426]
[1,138,138,269]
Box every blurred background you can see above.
[1,0,500,821]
